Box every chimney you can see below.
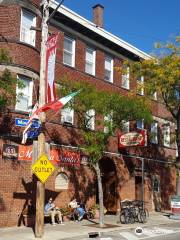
[92,4,104,28]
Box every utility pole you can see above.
[35,0,49,238]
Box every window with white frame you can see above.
[150,122,158,144]
[20,9,36,46]
[104,113,113,133]
[122,120,129,133]
[61,107,74,125]
[104,56,113,83]
[15,75,33,112]
[55,172,69,190]
[85,47,96,75]
[86,109,95,130]
[137,76,144,95]
[63,36,75,67]
[163,124,170,147]
[122,66,130,89]
[136,119,144,129]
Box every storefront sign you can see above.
[18,145,80,166]
[3,144,18,160]
[60,149,80,166]
[31,154,56,183]
[171,195,180,214]
[118,130,147,148]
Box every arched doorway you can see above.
[99,157,118,214]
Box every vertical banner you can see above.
[45,33,59,103]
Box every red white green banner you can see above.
[45,33,59,103]
[118,130,147,148]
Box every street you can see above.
[69,224,180,240]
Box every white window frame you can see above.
[163,124,170,147]
[15,75,33,112]
[137,76,144,95]
[150,122,158,144]
[63,36,75,67]
[136,119,144,129]
[20,9,36,46]
[104,56,113,83]
[86,109,95,130]
[122,120,130,133]
[85,47,96,75]
[122,66,130,89]
[61,107,74,125]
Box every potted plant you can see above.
[59,206,72,222]
[89,204,107,219]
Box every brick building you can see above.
[0,0,176,227]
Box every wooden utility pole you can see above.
[35,0,49,238]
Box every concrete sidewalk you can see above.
[0,212,179,240]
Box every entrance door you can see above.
[135,176,142,200]
[99,158,117,213]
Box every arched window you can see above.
[55,172,69,190]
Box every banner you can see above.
[118,130,147,148]
[18,145,80,166]
[45,33,59,103]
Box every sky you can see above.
[57,0,180,54]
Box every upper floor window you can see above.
[137,76,144,95]
[163,124,170,147]
[150,122,158,144]
[122,120,130,133]
[20,10,36,46]
[61,107,74,125]
[85,47,96,75]
[63,36,75,67]
[136,119,144,129]
[15,75,33,112]
[105,56,113,83]
[122,66,130,89]
[86,109,95,130]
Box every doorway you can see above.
[99,158,117,213]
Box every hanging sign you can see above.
[31,154,56,183]
[119,130,147,148]
[3,144,19,160]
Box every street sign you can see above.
[15,118,29,127]
[31,154,56,183]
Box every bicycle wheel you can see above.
[138,209,146,223]
[120,211,126,224]
[86,211,94,220]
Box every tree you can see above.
[59,77,152,226]
[130,36,180,194]
[0,49,23,110]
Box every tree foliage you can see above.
[59,76,152,226]
[130,37,180,163]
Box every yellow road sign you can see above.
[32,154,56,183]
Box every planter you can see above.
[63,215,70,222]
[94,209,100,219]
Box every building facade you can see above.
[0,0,176,227]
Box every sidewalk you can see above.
[0,212,179,240]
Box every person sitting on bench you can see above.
[44,197,63,225]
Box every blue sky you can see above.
[58,0,180,54]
